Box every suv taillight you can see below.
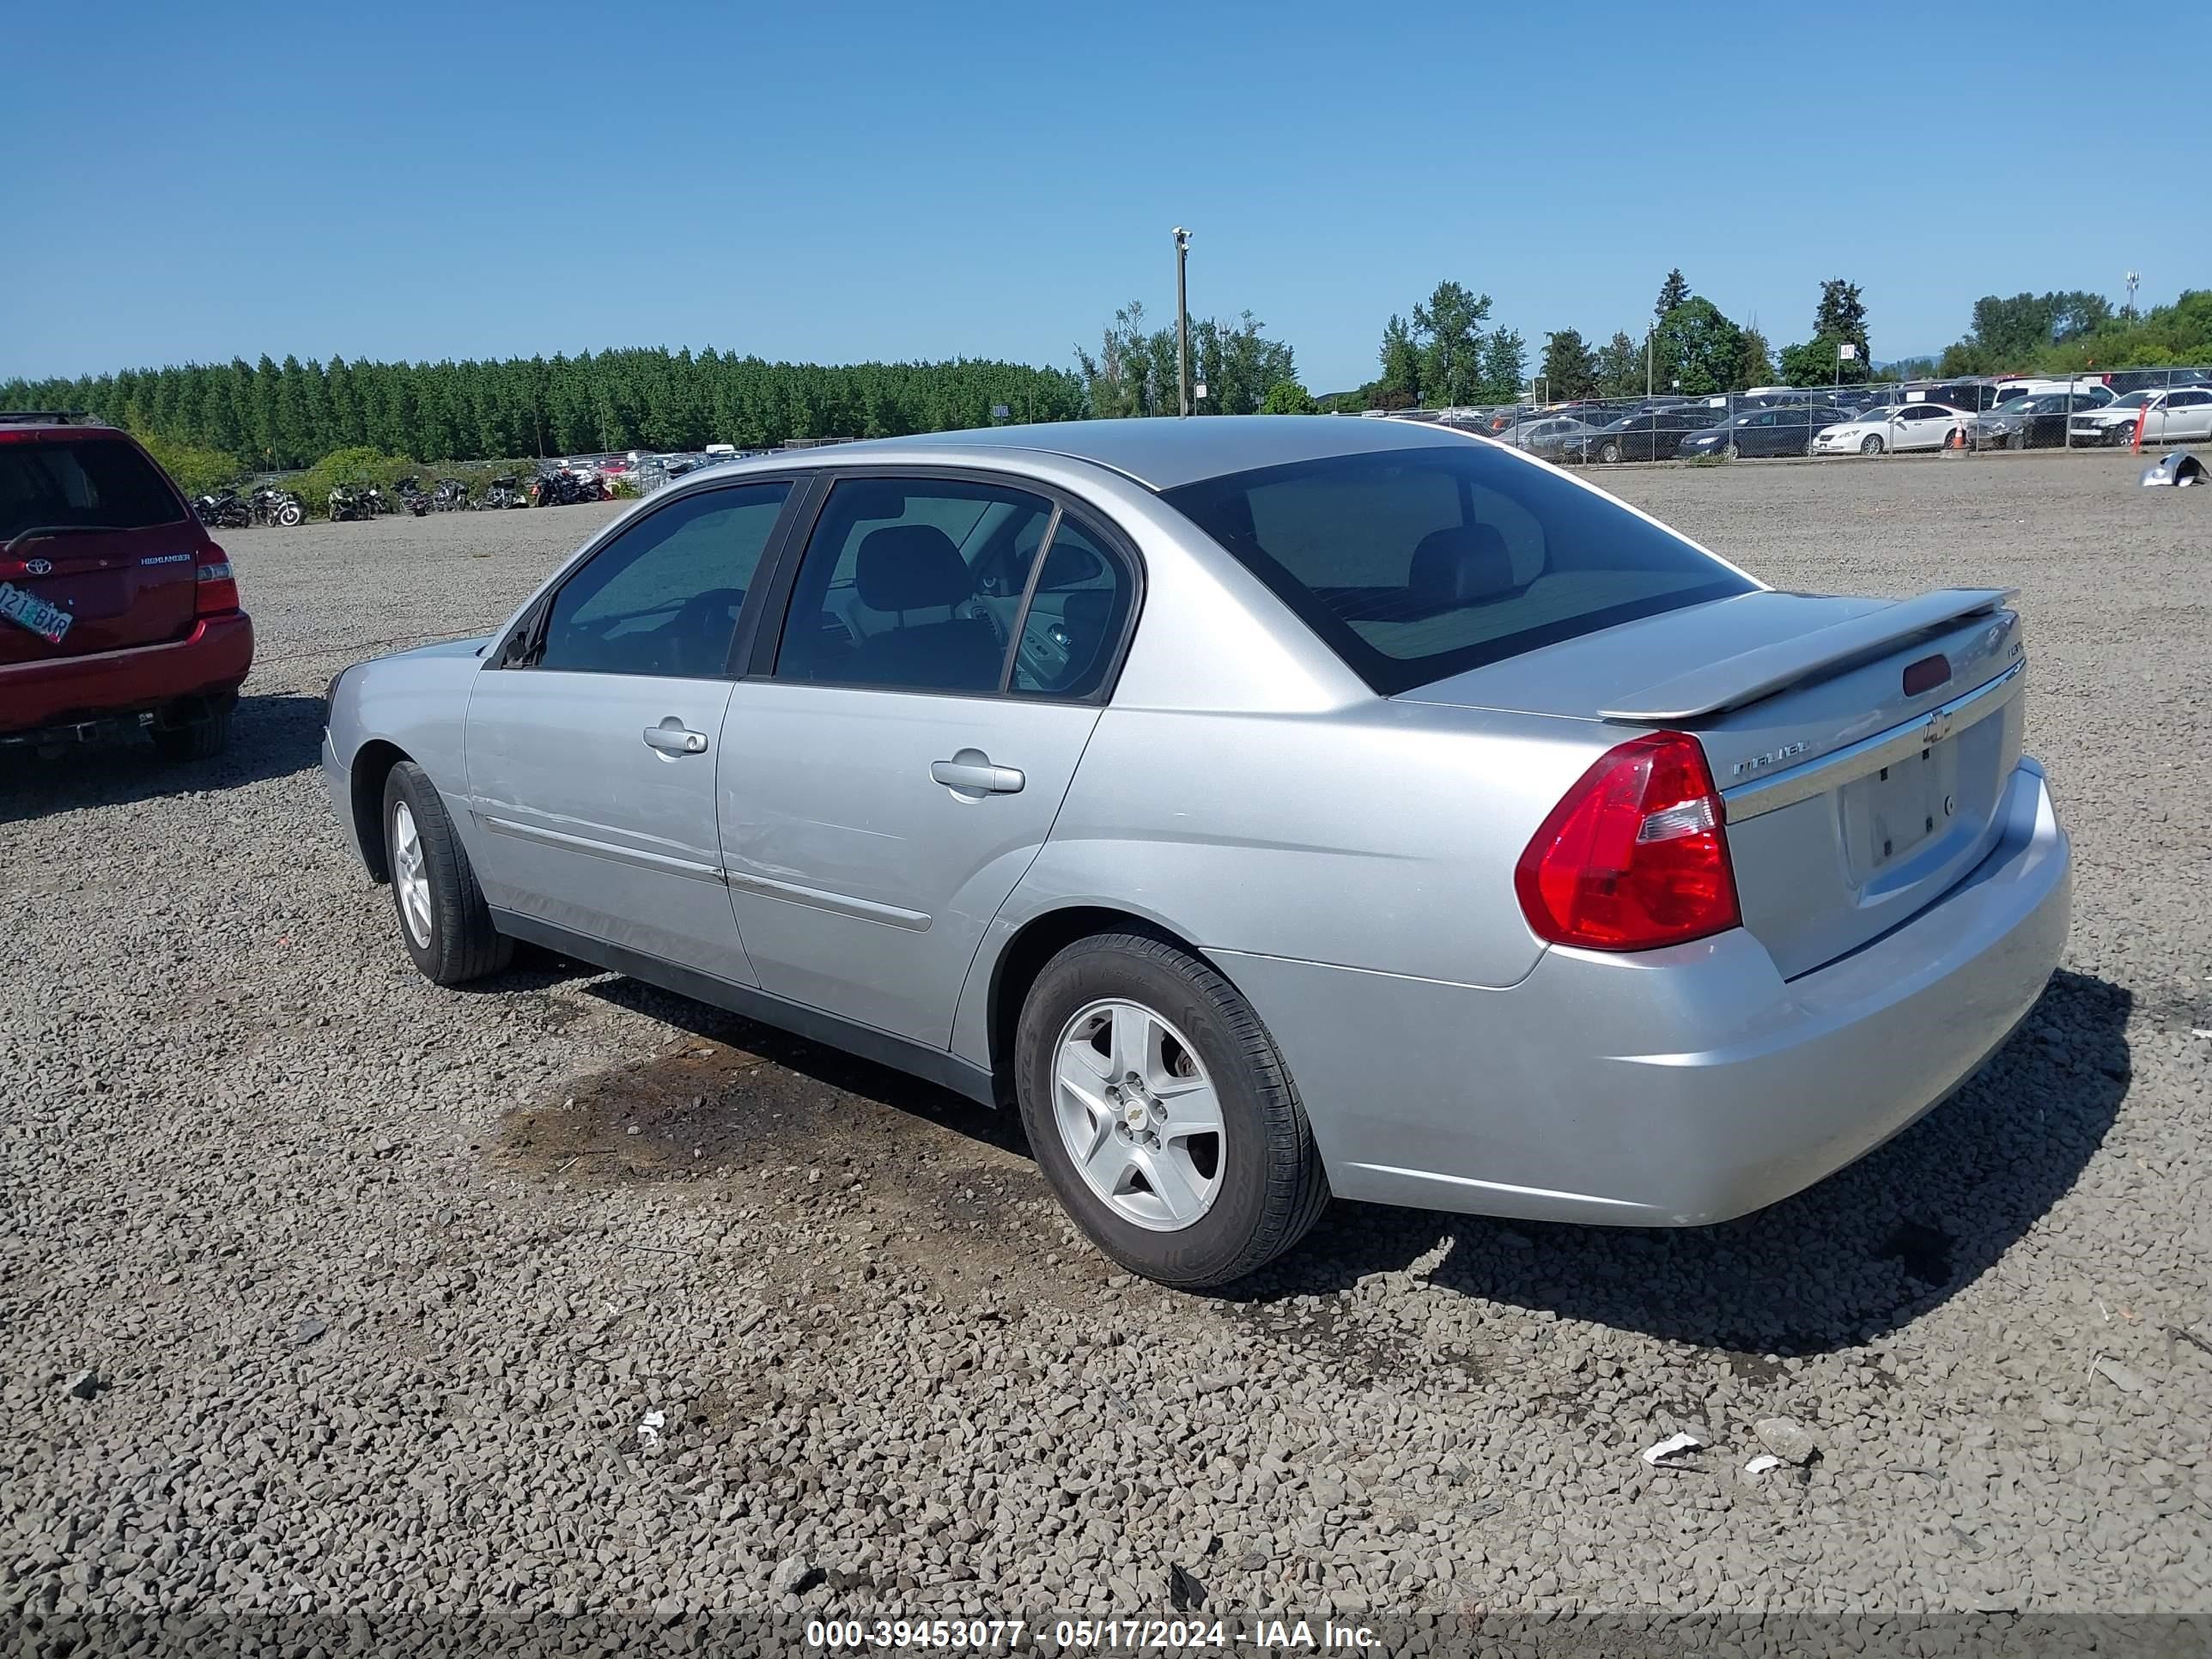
[1515,732,1740,951]
[195,542,239,616]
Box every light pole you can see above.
[1173,228,1192,418]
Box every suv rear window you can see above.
[0,438,185,543]
[1160,443,1753,695]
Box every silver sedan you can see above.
[324,417,2071,1288]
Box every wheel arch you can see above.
[981,904,1230,1103]
[349,738,411,883]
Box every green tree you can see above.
[1733,325,1776,391]
[1539,329,1598,400]
[1651,299,1743,396]
[1655,268,1691,320]
[1411,281,1492,407]
[1593,330,1644,398]
[1479,328,1528,404]
[1778,336,1856,388]
[1261,379,1319,414]
[1814,280,1871,382]
[1377,314,1423,407]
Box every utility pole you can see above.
[2124,270,2141,321]
[1645,329,1654,400]
[1174,227,1192,418]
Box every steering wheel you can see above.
[665,587,745,676]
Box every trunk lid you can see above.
[0,434,204,665]
[1401,588,2028,978]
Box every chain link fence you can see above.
[1373,366,2212,464]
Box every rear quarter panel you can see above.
[954,696,1618,1071]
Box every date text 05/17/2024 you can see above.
[805,1617,1381,1651]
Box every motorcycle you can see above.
[430,477,473,512]
[251,487,305,527]
[327,483,377,523]
[477,477,527,510]
[193,490,251,529]
[530,467,606,507]
[392,477,434,517]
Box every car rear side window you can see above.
[0,439,185,541]
[1161,443,1754,696]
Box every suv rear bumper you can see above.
[0,612,254,737]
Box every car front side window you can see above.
[532,481,792,678]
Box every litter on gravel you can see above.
[1641,1431,1705,1467]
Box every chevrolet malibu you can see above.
[324,418,2070,1288]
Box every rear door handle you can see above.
[931,757,1024,794]
[642,721,709,755]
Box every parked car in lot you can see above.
[2,412,252,757]
[2069,387,2212,447]
[1508,416,1604,459]
[1811,404,1970,455]
[1967,389,2115,450]
[325,417,2069,1288]
[1675,404,1849,459]
[1563,407,1723,465]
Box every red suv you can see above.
[1,413,252,758]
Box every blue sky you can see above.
[8,2,2207,392]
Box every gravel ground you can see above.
[3,453,2208,1645]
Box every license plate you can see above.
[0,580,74,645]
[1842,737,1962,876]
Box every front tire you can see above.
[1860,434,1885,455]
[1014,933,1328,1289]
[381,761,512,986]
[1598,441,1623,465]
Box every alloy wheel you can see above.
[1052,999,1224,1232]
[392,800,434,949]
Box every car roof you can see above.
[796,415,1477,491]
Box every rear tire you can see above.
[1014,932,1328,1289]
[149,696,233,761]
[381,760,512,986]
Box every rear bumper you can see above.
[1218,759,2071,1227]
[0,612,254,736]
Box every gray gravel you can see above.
[3,453,2208,1637]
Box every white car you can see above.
[2068,387,2212,447]
[1811,404,1968,456]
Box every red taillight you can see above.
[1515,732,1740,951]
[195,542,240,616]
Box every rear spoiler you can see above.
[1598,587,2017,721]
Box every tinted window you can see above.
[1162,444,1753,696]
[1010,514,1135,699]
[537,482,790,677]
[773,477,1051,694]
[0,438,185,541]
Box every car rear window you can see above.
[1159,442,1754,695]
[0,438,185,543]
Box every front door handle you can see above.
[642,721,709,756]
[931,754,1024,794]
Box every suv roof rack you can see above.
[0,410,113,427]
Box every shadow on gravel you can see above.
[1231,969,2131,1356]
[0,693,324,824]
[494,973,1031,1182]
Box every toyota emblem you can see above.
[25,558,52,576]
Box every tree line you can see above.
[6,279,2207,476]
[0,350,1087,471]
